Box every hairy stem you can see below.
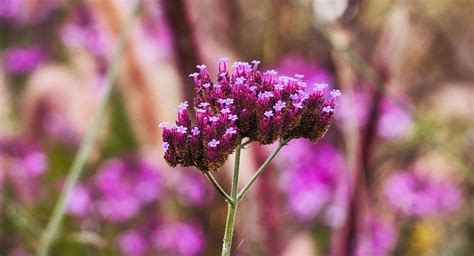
[36,3,140,256]
[221,140,242,256]
[237,138,289,202]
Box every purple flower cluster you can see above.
[161,59,340,171]
[0,137,47,204]
[3,46,46,74]
[384,171,461,217]
[280,140,349,226]
[66,157,161,222]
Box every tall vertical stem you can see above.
[221,141,242,256]
[36,2,140,256]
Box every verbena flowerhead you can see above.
[161,59,340,172]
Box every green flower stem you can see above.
[222,202,237,256]
[221,140,242,256]
[36,3,140,256]
[237,138,289,202]
[220,138,289,255]
[205,171,233,203]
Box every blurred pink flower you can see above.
[176,169,213,207]
[96,194,141,222]
[336,89,413,139]
[3,46,46,74]
[152,222,205,256]
[119,230,147,256]
[355,215,397,256]
[280,140,350,226]
[0,0,62,24]
[66,184,92,218]
[0,137,47,204]
[60,6,111,58]
[384,171,462,217]
[276,56,333,87]
[139,0,174,59]
[378,99,413,139]
[94,157,161,222]
[0,0,21,20]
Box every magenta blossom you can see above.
[152,222,205,256]
[377,99,413,139]
[384,171,461,217]
[66,184,92,218]
[276,56,333,88]
[119,230,147,256]
[336,89,413,139]
[60,5,111,58]
[0,0,21,20]
[3,46,46,74]
[0,137,47,204]
[0,0,62,24]
[94,157,161,222]
[176,169,214,207]
[280,140,350,226]
[355,215,397,256]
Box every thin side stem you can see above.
[240,138,252,148]
[237,138,289,202]
[221,140,242,256]
[205,171,233,203]
[35,3,140,256]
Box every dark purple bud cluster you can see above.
[161,58,340,172]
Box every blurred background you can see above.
[1,0,473,255]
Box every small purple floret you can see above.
[274,100,286,111]
[208,139,220,148]
[264,110,274,118]
[191,127,200,136]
